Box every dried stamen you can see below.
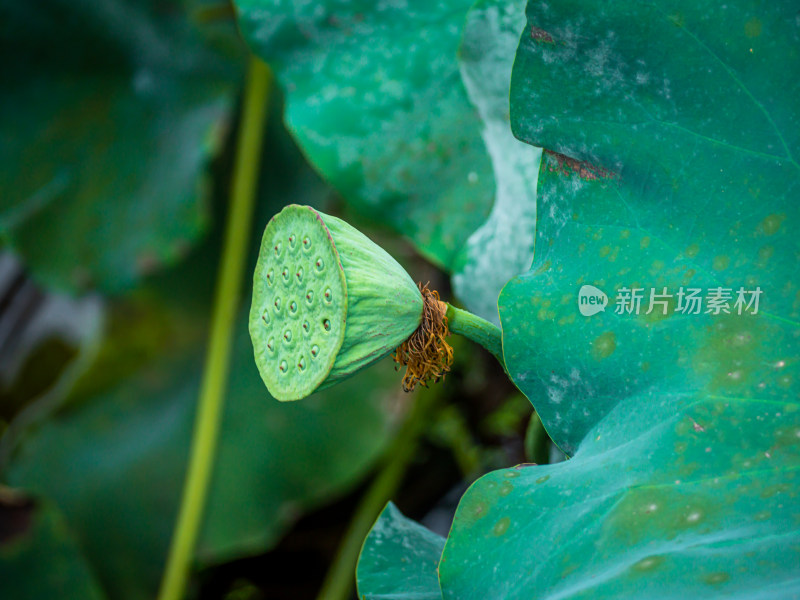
[393,282,453,392]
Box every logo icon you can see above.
[578,285,608,316]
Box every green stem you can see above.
[525,411,551,465]
[157,56,271,600]
[315,390,437,600]
[445,304,504,366]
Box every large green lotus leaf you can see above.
[0,0,238,292]
[5,312,398,599]
[0,494,105,600]
[450,0,541,324]
[504,0,799,455]
[233,0,495,270]
[357,502,444,600]
[362,1,800,598]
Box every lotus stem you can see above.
[444,304,504,366]
[157,56,271,600]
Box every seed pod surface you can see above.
[250,205,347,400]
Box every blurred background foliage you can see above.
[0,0,547,598]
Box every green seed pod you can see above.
[249,204,424,401]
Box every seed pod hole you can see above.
[302,320,310,333]
[274,242,282,257]
[296,266,304,283]
[281,267,290,284]
[305,291,314,305]
[261,310,270,325]
[324,288,332,304]
[289,300,298,314]
[279,360,288,373]
[266,269,274,286]
[311,345,319,358]
[302,236,311,251]
[283,330,293,344]
[298,356,306,371]
[274,297,281,312]
[288,234,296,249]
[266,337,275,353]
[315,258,324,272]
[323,318,331,331]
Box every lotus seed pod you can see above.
[249,204,424,401]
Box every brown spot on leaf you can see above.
[545,150,619,181]
[744,17,762,38]
[530,26,555,44]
